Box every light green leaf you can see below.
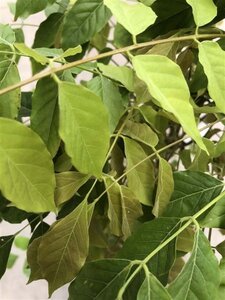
[58,82,110,178]
[168,230,220,300]
[87,76,125,133]
[14,43,49,64]
[68,259,132,300]
[56,45,82,60]
[55,171,90,206]
[152,157,174,217]
[104,0,157,36]
[122,120,158,148]
[0,24,15,45]
[137,273,172,300]
[14,236,29,250]
[118,218,181,284]
[198,41,225,114]
[31,76,60,157]
[0,118,56,213]
[0,59,20,119]
[7,253,18,269]
[186,0,217,26]
[38,200,90,296]
[98,63,134,92]
[104,177,142,239]
[132,55,208,153]
[124,137,155,206]
[0,235,14,279]
[164,171,223,219]
[15,0,48,20]
[62,0,111,48]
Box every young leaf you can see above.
[122,120,158,148]
[38,200,90,296]
[132,55,208,153]
[0,235,14,279]
[118,218,181,284]
[198,41,225,114]
[14,43,49,64]
[58,82,110,178]
[137,273,172,300]
[124,137,155,206]
[104,0,157,36]
[186,0,217,26]
[152,157,174,217]
[98,63,134,92]
[68,259,132,300]
[0,118,56,213]
[104,177,142,239]
[87,76,125,133]
[15,0,49,20]
[0,24,15,45]
[31,76,60,157]
[55,171,90,206]
[0,59,20,119]
[164,171,223,219]
[61,0,111,48]
[168,230,220,300]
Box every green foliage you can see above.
[1,0,225,298]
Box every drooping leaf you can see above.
[124,137,155,206]
[104,0,157,36]
[168,230,220,300]
[0,24,15,45]
[31,76,60,157]
[163,171,223,219]
[61,0,111,48]
[87,76,125,133]
[152,157,174,217]
[0,235,14,279]
[15,0,49,20]
[0,118,56,213]
[198,41,225,114]
[104,177,142,239]
[14,43,49,64]
[186,0,217,26]
[137,272,172,300]
[38,200,90,296]
[118,218,181,284]
[58,82,110,178]
[0,59,20,119]
[55,171,90,206]
[68,259,132,300]
[132,55,208,153]
[98,63,134,92]
[122,120,158,148]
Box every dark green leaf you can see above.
[0,235,14,279]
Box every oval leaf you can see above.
[58,82,110,178]
[186,0,217,26]
[0,118,56,213]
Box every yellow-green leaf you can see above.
[186,0,217,26]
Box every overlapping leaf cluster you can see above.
[1,0,225,299]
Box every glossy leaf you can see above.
[104,177,142,239]
[55,171,90,206]
[137,273,172,300]
[104,0,157,36]
[62,0,111,48]
[0,118,56,213]
[118,218,181,284]
[31,76,60,157]
[68,259,132,300]
[0,235,14,279]
[87,76,125,133]
[152,157,174,217]
[198,41,225,114]
[58,82,110,178]
[0,59,20,119]
[122,120,158,148]
[124,137,155,206]
[168,230,220,300]
[186,0,217,26]
[38,200,90,296]
[98,63,134,92]
[132,55,207,153]
[164,171,223,219]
